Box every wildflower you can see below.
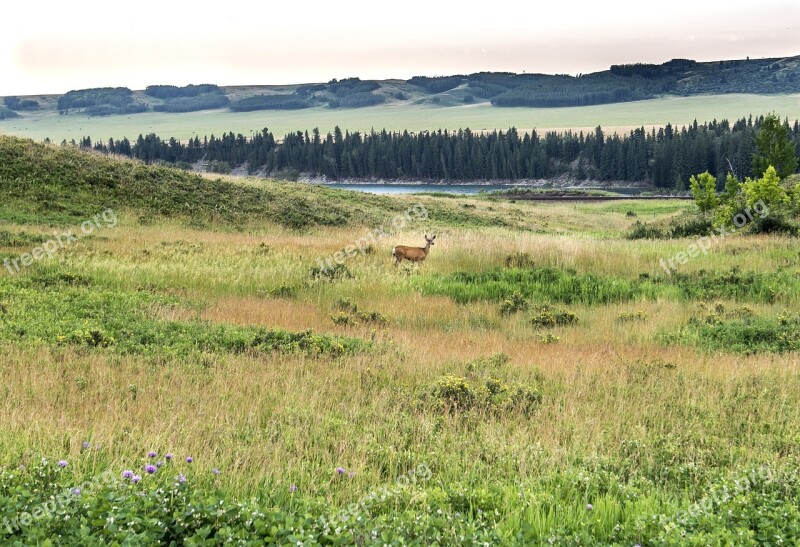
[348,471,356,478]
[212,468,220,475]
[336,467,346,475]
[289,484,298,493]
[72,488,81,496]
[156,461,164,468]
[57,460,68,468]
[147,451,157,458]
[165,453,173,461]
[132,475,142,484]
[145,465,157,474]
[178,473,186,484]
[186,457,193,463]
[123,470,134,479]
[587,504,593,511]
[82,441,90,450]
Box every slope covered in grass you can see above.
[0,135,397,228]
[0,135,519,230]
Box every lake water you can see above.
[321,183,645,195]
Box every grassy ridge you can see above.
[2,93,800,143]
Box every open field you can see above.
[1,137,800,543]
[2,93,800,143]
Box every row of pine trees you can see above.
[75,116,800,188]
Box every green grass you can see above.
[2,93,800,143]
[413,266,658,305]
[0,266,370,357]
[1,139,800,544]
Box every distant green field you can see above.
[2,93,799,143]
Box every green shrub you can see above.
[309,262,353,281]
[529,305,578,329]
[617,310,649,323]
[425,354,542,415]
[536,333,560,344]
[626,220,667,239]
[330,298,388,327]
[499,291,528,315]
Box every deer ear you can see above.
[424,234,428,239]
[432,234,436,240]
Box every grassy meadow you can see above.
[2,93,800,143]
[1,136,800,544]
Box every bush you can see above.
[330,298,387,326]
[626,220,667,239]
[424,353,542,415]
[309,262,353,281]
[499,291,528,315]
[617,310,648,323]
[529,305,578,328]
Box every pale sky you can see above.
[2,0,799,96]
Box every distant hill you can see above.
[3,55,800,116]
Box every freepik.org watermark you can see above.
[674,465,776,523]
[3,209,117,276]
[318,463,432,531]
[659,200,768,275]
[315,203,428,273]
[2,466,118,535]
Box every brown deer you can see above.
[392,234,436,267]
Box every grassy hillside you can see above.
[1,140,799,544]
[0,135,593,232]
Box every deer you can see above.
[392,234,436,267]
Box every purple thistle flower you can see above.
[289,484,298,493]
[57,460,68,468]
[178,473,186,484]
[185,456,193,463]
[348,471,356,478]
[165,453,173,461]
[123,470,133,479]
[82,441,90,450]
[212,468,220,475]
[147,451,157,458]
[145,465,157,474]
[156,461,164,468]
[132,475,142,484]
[72,488,81,496]
[587,503,593,511]
[336,467,346,475]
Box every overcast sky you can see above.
[2,0,799,96]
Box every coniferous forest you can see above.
[76,116,800,187]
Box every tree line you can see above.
[76,115,800,187]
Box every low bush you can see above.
[529,304,579,329]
